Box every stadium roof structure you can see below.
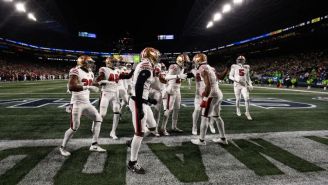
[0,0,327,53]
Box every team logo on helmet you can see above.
[176,54,190,68]
[141,47,161,65]
[105,56,118,68]
[193,53,207,67]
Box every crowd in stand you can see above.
[0,58,70,82]
[249,51,328,87]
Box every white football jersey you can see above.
[229,64,251,86]
[121,68,132,90]
[99,67,120,92]
[166,64,183,92]
[131,59,154,100]
[198,64,219,97]
[69,67,94,104]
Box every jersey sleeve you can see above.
[69,68,79,77]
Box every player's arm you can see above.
[200,70,211,108]
[229,65,237,82]
[165,65,187,80]
[159,73,167,84]
[68,75,83,92]
[135,70,151,119]
[95,68,110,86]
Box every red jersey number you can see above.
[239,69,245,77]
[109,74,119,83]
[82,79,93,86]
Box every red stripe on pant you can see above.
[134,101,142,136]
[167,94,170,110]
[204,98,213,117]
[70,104,73,129]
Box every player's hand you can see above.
[148,98,158,105]
[98,80,110,86]
[248,85,254,92]
[200,97,209,108]
[178,74,187,80]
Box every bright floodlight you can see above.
[28,13,37,21]
[222,4,232,13]
[15,2,26,12]
[213,13,222,21]
[3,0,14,2]
[233,0,243,5]
[206,21,214,28]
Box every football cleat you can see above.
[192,126,197,136]
[172,127,183,133]
[191,139,206,146]
[209,122,216,134]
[89,145,106,152]
[128,161,145,174]
[59,146,71,157]
[236,108,241,117]
[245,112,253,120]
[160,129,170,136]
[110,131,118,140]
[213,138,228,145]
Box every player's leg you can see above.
[60,103,82,156]
[92,92,109,133]
[211,96,228,144]
[234,85,242,116]
[191,98,213,146]
[161,93,174,135]
[188,78,191,89]
[110,93,121,140]
[192,95,201,135]
[83,103,106,152]
[145,105,158,136]
[172,91,183,132]
[241,87,252,120]
[128,99,146,174]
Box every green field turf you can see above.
[0,80,327,139]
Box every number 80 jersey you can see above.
[69,67,94,104]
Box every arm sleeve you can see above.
[135,70,151,110]
[229,65,236,82]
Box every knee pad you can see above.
[164,109,171,117]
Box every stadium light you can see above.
[222,4,232,14]
[233,0,243,5]
[3,0,14,2]
[213,13,222,21]
[27,13,37,21]
[15,2,26,12]
[206,21,213,29]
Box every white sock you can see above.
[161,110,170,130]
[245,99,250,114]
[199,117,209,140]
[62,128,75,148]
[130,135,143,161]
[172,109,179,129]
[92,122,101,144]
[213,117,226,138]
[111,113,119,134]
[192,109,200,129]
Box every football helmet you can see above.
[141,47,161,65]
[193,53,207,67]
[176,54,190,68]
[105,56,117,68]
[236,56,246,64]
[77,55,95,70]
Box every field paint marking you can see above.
[1,130,328,149]
[82,152,107,174]
[0,155,26,176]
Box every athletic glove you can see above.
[178,73,187,80]
[148,98,158,105]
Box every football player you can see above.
[60,55,106,157]
[127,47,160,174]
[191,53,227,145]
[229,56,253,120]
[159,54,188,135]
[115,56,130,114]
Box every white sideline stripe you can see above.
[1,130,328,149]
[221,84,328,95]
[0,155,26,176]
[17,148,68,185]
[82,152,107,174]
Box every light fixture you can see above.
[3,0,14,2]
[213,13,222,21]
[222,4,232,13]
[27,13,37,21]
[233,0,243,5]
[15,2,26,12]
[206,21,214,28]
